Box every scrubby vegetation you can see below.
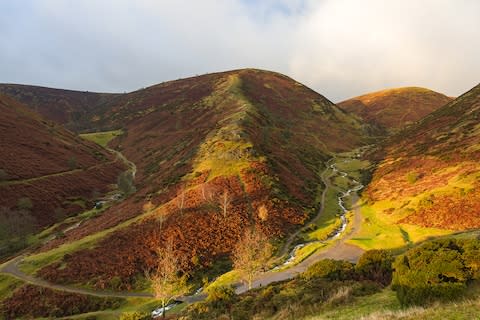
[1,285,124,319]
[392,238,480,306]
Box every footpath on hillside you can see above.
[0,153,366,304]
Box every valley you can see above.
[0,70,479,319]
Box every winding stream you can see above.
[280,159,364,267]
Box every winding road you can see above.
[0,156,365,304]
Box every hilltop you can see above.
[338,87,452,130]
[0,84,121,132]
[0,69,373,295]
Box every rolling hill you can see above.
[8,69,374,292]
[0,94,125,236]
[362,83,480,235]
[338,87,452,130]
[0,84,121,132]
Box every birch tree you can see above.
[147,240,190,319]
[232,227,273,290]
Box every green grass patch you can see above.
[204,270,240,291]
[0,274,22,301]
[348,203,450,250]
[80,130,123,148]
[303,288,400,320]
[19,207,156,275]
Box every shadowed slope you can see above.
[0,94,125,228]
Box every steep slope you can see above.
[0,94,125,230]
[363,83,480,232]
[0,84,121,132]
[338,87,452,130]
[28,69,372,290]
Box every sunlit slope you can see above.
[338,87,452,130]
[361,83,480,243]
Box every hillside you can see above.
[359,83,480,242]
[15,69,373,293]
[0,94,125,235]
[0,84,121,132]
[338,87,452,130]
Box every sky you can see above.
[1,0,479,101]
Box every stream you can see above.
[279,159,364,267]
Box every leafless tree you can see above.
[176,185,186,215]
[232,227,273,290]
[146,239,190,319]
[218,189,231,218]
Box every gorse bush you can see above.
[119,311,150,320]
[302,259,355,281]
[355,249,394,286]
[392,238,480,306]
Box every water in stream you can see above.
[280,159,364,267]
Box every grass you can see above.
[0,274,22,301]
[57,297,186,320]
[302,281,480,320]
[347,203,449,250]
[79,130,123,148]
[19,205,157,275]
[288,242,327,265]
[305,188,343,241]
[204,270,240,291]
[303,288,400,320]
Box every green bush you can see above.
[119,311,150,320]
[206,285,236,303]
[392,239,480,306]
[406,171,420,184]
[17,197,33,210]
[302,259,355,281]
[355,250,393,286]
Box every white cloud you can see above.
[0,0,478,100]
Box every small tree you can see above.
[17,197,33,211]
[177,185,186,215]
[118,172,136,196]
[67,156,78,170]
[232,227,273,290]
[0,169,8,182]
[147,239,190,319]
[218,189,231,218]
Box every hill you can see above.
[15,69,373,292]
[0,94,125,242]
[0,84,121,132]
[338,87,452,130]
[356,83,480,249]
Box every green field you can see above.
[80,130,123,148]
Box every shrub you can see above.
[392,239,480,306]
[17,197,33,210]
[302,259,355,281]
[355,250,394,286]
[406,172,420,184]
[118,171,136,196]
[0,169,8,181]
[119,311,150,320]
[206,285,236,305]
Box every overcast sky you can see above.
[1,0,479,101]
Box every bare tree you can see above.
[146,239,190,319]
[218,189,231,218]
[200,183,213,202]
[176,185,186,215]
[156,207,167,230]
[232,227,273,290]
